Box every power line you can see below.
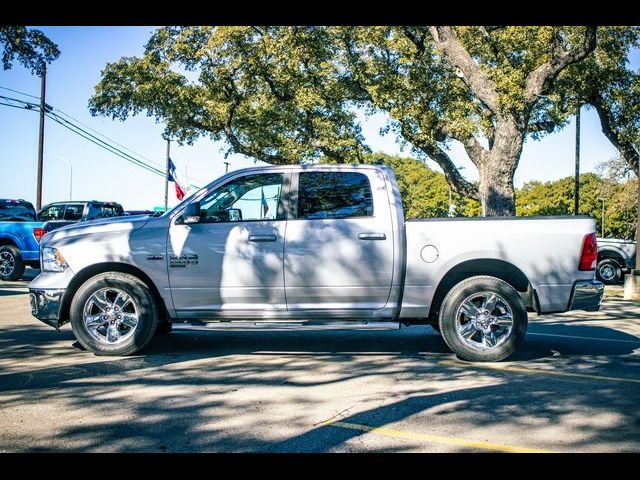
[0,85,207,187]
[0,85,40,100]
[0,92,203,188]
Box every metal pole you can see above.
[36,63,47,211]
[164,139,170,211]
[601,198,605,237]
[574,106,581,215]
[224,161,230,173]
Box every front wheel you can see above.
[70,272,158,356]
[439,276,528,362]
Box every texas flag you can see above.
[261,187,269,218]
[167,158,185,201]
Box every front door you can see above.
[167,172,287,319]
[284,170,394,313]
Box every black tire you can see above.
[155,320,173,335]
[438,275,528,362]
[596,258,623,285]
[0,245,25,281]
[70,272,158,356]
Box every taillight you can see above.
[578,232,598,271]
[33,227,45,243]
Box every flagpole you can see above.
[164,139,170,211]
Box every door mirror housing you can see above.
[182,202,201,224]
[226,208,242,222]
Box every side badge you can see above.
[170,253,199,267]
[146,254,164,260]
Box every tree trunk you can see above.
[635,171,640,272]
[477,119,523,216]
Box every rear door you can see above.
[284,169,395,313]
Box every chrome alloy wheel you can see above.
[0,251,16,277]
[598,263,617,282]
[455,291,514,350]
[83,288,139,346]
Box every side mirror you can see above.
[182,202,201,224]
[226,208,242,222]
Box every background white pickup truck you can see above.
[30,164,604,361]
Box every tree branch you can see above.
[429,26,500,115]
[439,126,487,166]
[528,121,556,133]
[591,94,639,174]
[524,26,597,105]
[400,123,480,201]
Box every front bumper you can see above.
[568,280,604,312]
[29,288,66,328]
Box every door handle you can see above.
[249,234,277,242]
[358,232,386,241]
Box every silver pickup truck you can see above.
[29,165,604,362]
[596,238,637,284]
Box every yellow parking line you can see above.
[326,420,552,453]
[439,359,640,384]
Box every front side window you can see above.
[298,172,373,220]
[197,173,284,223]
[38,204,66,221]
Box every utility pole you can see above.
[224,161,230,173]
[164,139,170,211]
[599,198,605,237]
[574,106,581,215]
[36,63,47,211]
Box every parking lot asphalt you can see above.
[1,269,639,452]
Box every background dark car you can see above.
[39,201,125,233]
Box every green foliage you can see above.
[90,26,368,163]
[516,172,638,240]
[0,26,60,75]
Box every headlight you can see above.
[42,247,68,272]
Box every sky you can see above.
[0,26,638,211]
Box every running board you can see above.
[172,320,401,331]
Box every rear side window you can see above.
[91,204,124,219]
[63,204,84,221]
[297,172,373,220]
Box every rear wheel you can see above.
[439,276,528,362]
[596,258,623,285]
[0,245,25,281]
[70,272,158,356]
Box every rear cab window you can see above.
[0,200,37,222]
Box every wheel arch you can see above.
[60,262,169,324]
[597,248,626,267]
[0,236,19,248]
[428,259,533,320]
